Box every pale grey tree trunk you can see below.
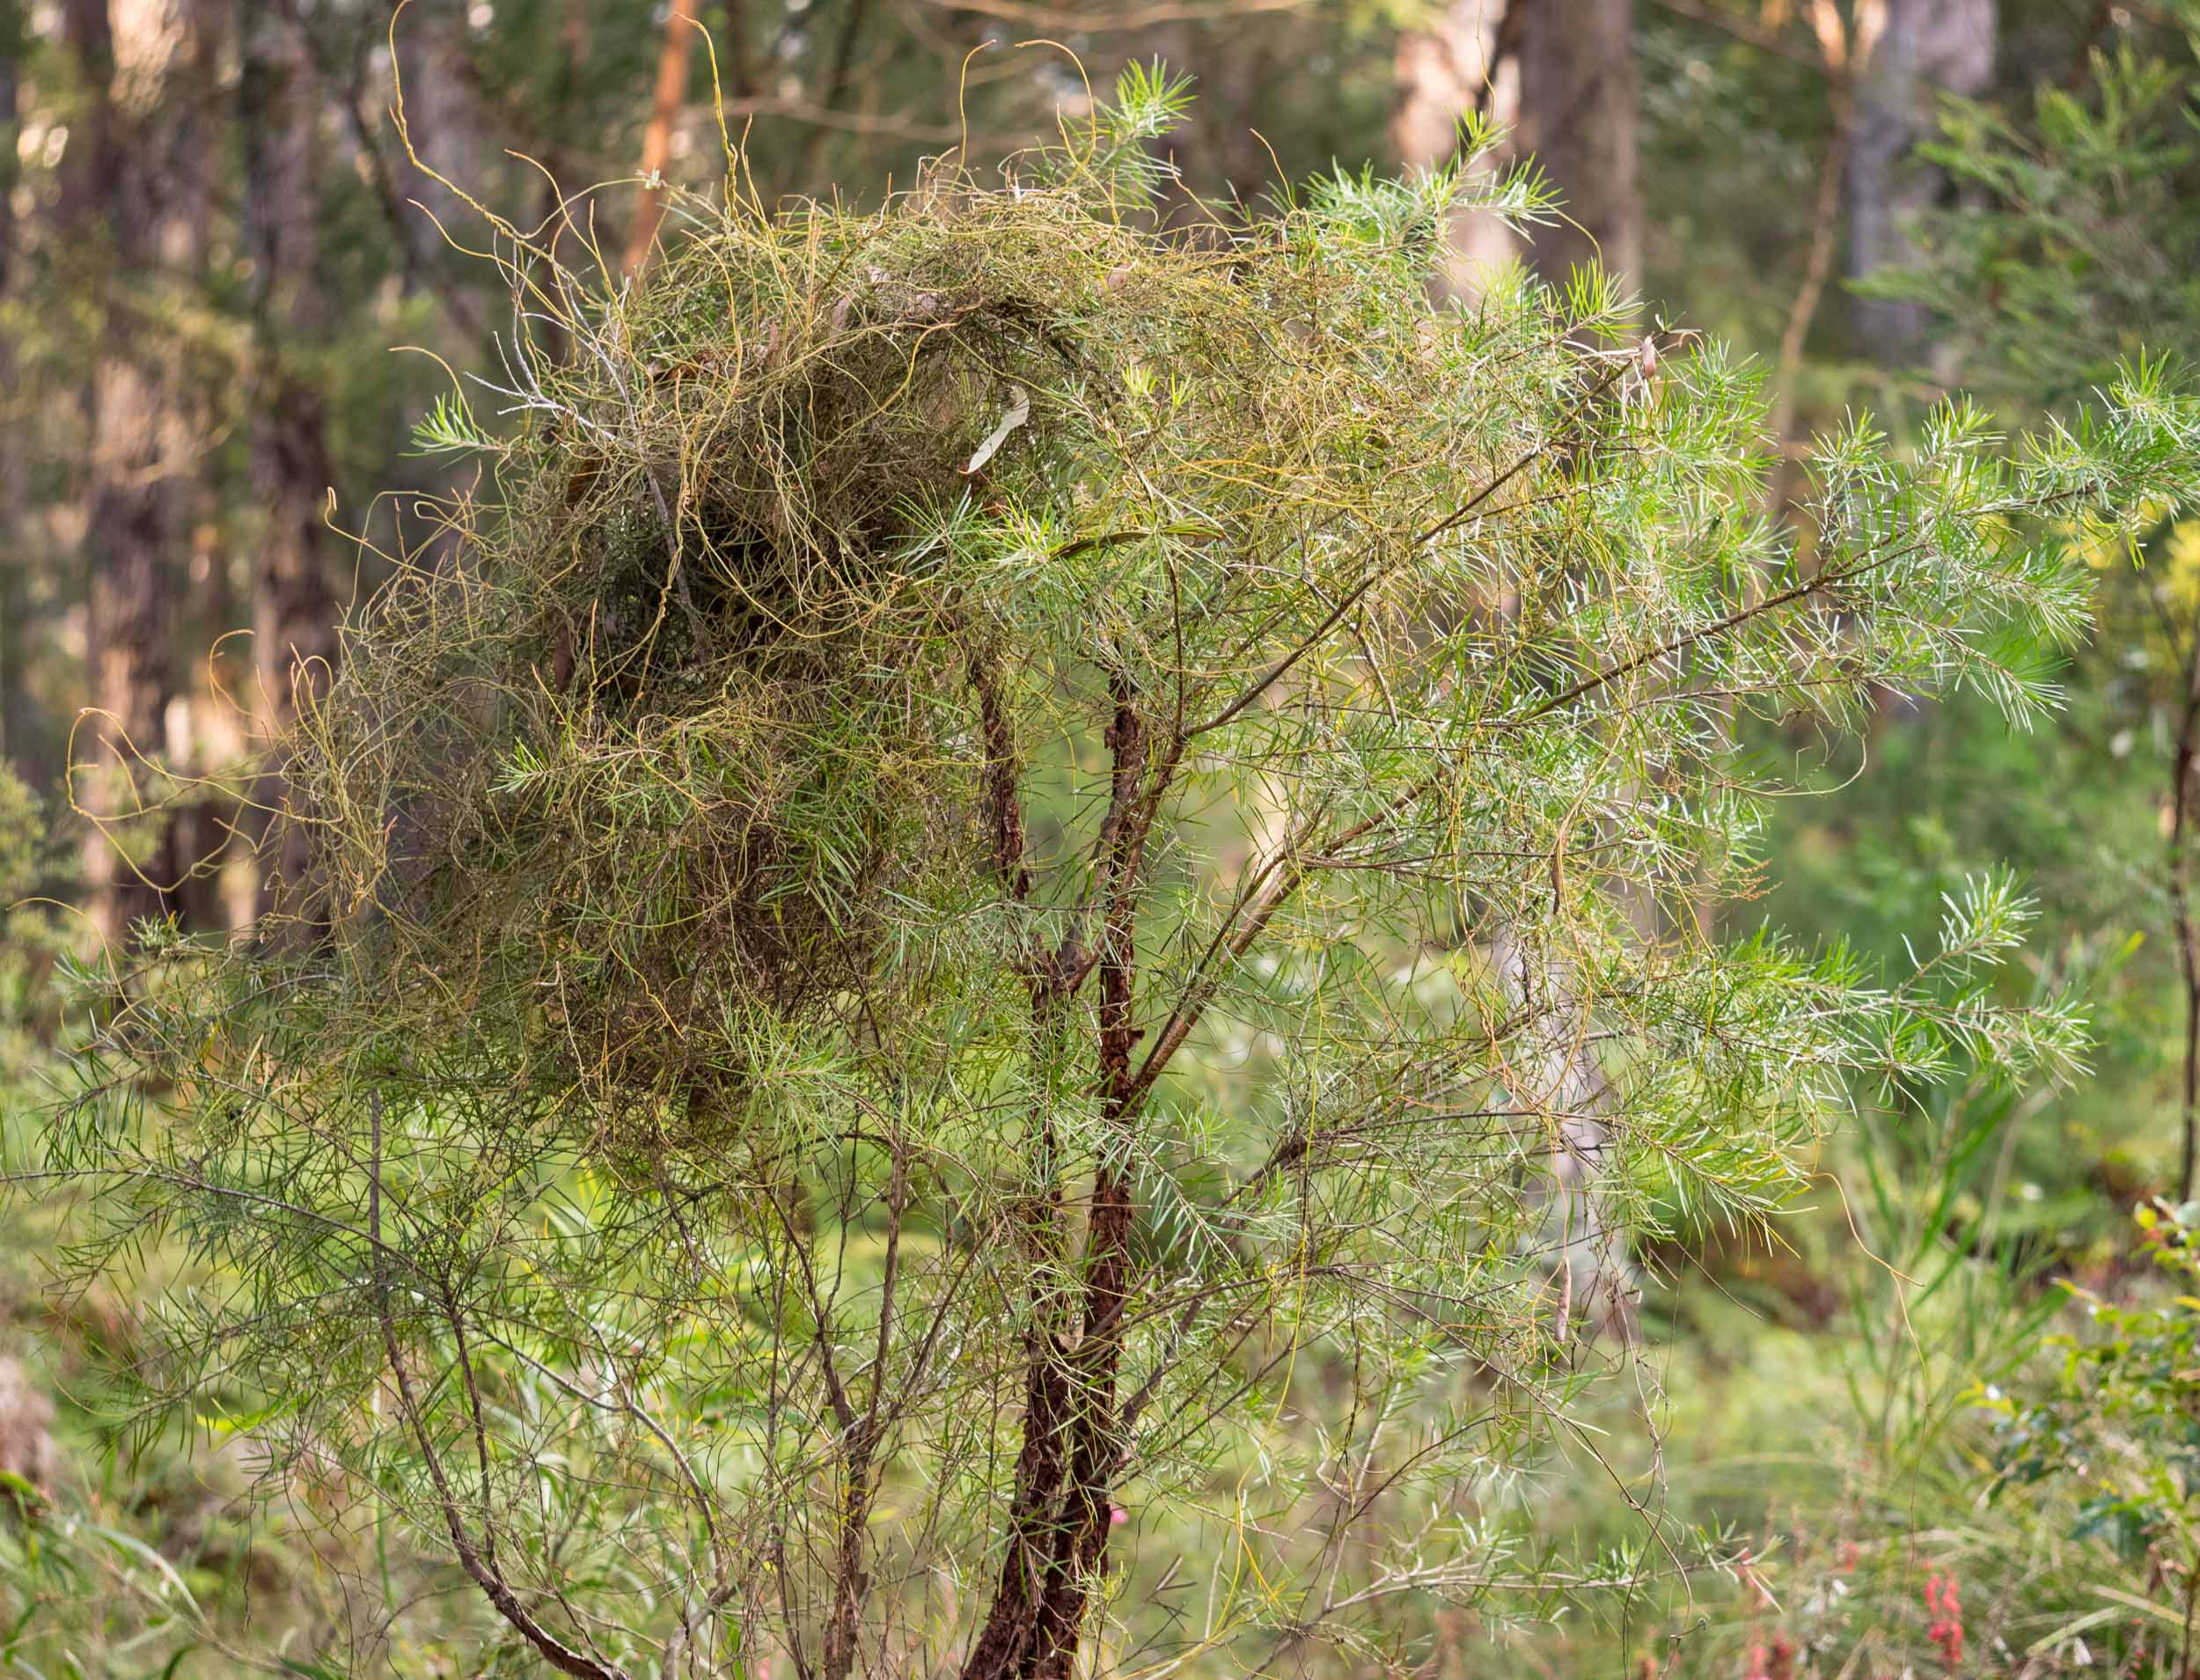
[391,5,484,577]
[393,5,487,246]
[1847,0,1995,352]
[1491,928,1636,1343]
[0,1357,55,1497]
[1395,0,1644,1336]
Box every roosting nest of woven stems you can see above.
[211,83,1551,1164]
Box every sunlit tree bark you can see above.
[624,0,700,273]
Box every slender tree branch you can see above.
[2169,613,2200,1203]
[368,1094,630,1680]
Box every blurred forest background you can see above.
[9,0,2200,1673]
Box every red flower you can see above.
[1925,1570,1964,1666]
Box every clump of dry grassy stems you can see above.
[276,77,1541,1164]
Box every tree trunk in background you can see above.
[390,7,484,576]
[1148,17,1291,218]
[0,0,23,771]
[393,4,487,244]
[241,0,336,916]
[65,0,198,945]
[168,0,236,933]
[1394,0,1641,1336]
[1846,0,1994,353]
[535,0,589,284]
[1395,0,1639,294]
[1391,0,1522,298]
[1514,0,1639,285]
[625,0,700,273]
[1491,928,1635,1342]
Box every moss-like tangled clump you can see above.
[282,102,1527,1158]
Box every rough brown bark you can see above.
[959,653,1079,1680]
[241,0,336,914]
[958,1024,1079,1680]
[79,373,174,943]
[818,1424,877,1680]
[964,682,1163,1680]
[2169,620,2200,1205]
[1026,686,1148,1678]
